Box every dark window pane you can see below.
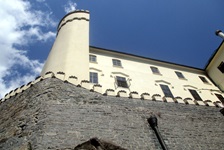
[89,72,98,84]
[160,84,174,98]
[89,55,97,62]
[116,76,128,88]
[189,89,202,101]
[218,61,224,73]
[150,66,160,74]
[112,59,122,67]
[175,71,185,79]
[215,94,224,103]
[199,76,209,83]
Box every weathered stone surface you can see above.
[0,78,223,150]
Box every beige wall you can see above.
[206,42,224,91]
[89,47,223,102]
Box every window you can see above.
[89,72,98,84]
[150,66,160,74]
[112,59,122,67]
[215,94,224,103]
[89,55,97,62]
[188,89,202,101]
[199,76,209,84]
[116,76,128,88]
[160,84,174,98]
[175,71,185,79]
[218,61,224,73]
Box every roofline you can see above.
[89,46,204,71]
[57,10,89,30]
[204,40,224,69]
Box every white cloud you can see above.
[0,0,56,98]
[64,0,77,13]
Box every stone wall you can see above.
[0,78,223,150]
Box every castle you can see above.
[0,10,224,150]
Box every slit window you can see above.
[189,89,202,101]
[215,94,224,103]
[160,84,174,98]
[175,71,185,79]
[199,76,209,84]
[218,61,224,73]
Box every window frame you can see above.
[218,61,224,73]
[89,55,97,63]
[150,66,161,74]
[89,72,98,84]
[175,71,185,79]
[199,76,209,84]
[215,93,224,103]
[112,59,122,67]
[116,76,128,88]
[188,89,202,101]
[160,84,174,98]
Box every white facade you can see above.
[39,10,224,106]
[89,47,223,104]
[206,41,224,91]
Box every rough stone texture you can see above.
[0,78,223,150]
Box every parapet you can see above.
[57,9,90,31]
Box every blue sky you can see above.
[0,0,224,98]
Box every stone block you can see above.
[56,72,65,81]
[184,98,194,105]
[129,92,140,99]
[117,90,128,98]
[152,94,162,101]
[68,76,78,85]
[194,100,206,106]
[93,85,102,94]
[105,89,115,96]
[81,80,90,89]
[163,97,175,103]
[141,94,151,100]
[43,71,54,79]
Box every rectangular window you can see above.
[199,76,209,84]
[89,55,97,62]
[116,76,128,88]
[150,66,160,74]
[215,94,224,103]
[89,72,98,84]
[218,61,224,73]
[160,84,174,98]
[189,89,202,101]
[112,59,122,67]
[175,71,185,79]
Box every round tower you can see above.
[41,10,90,82]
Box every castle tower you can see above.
[41,10,90,82]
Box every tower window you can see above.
[89,55,97,62]
[199,76,209,84]
[116,76,128,88]
[189,89,202,101]
[175,71,185,79]
[215,94,224,103]
[160,84,174,98]
[150,66,161,74]
[112,59,122,67]
[218,61,224,73]
[89,72,98,84]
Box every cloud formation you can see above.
[64,0,77,13]
[0,0,56,98]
